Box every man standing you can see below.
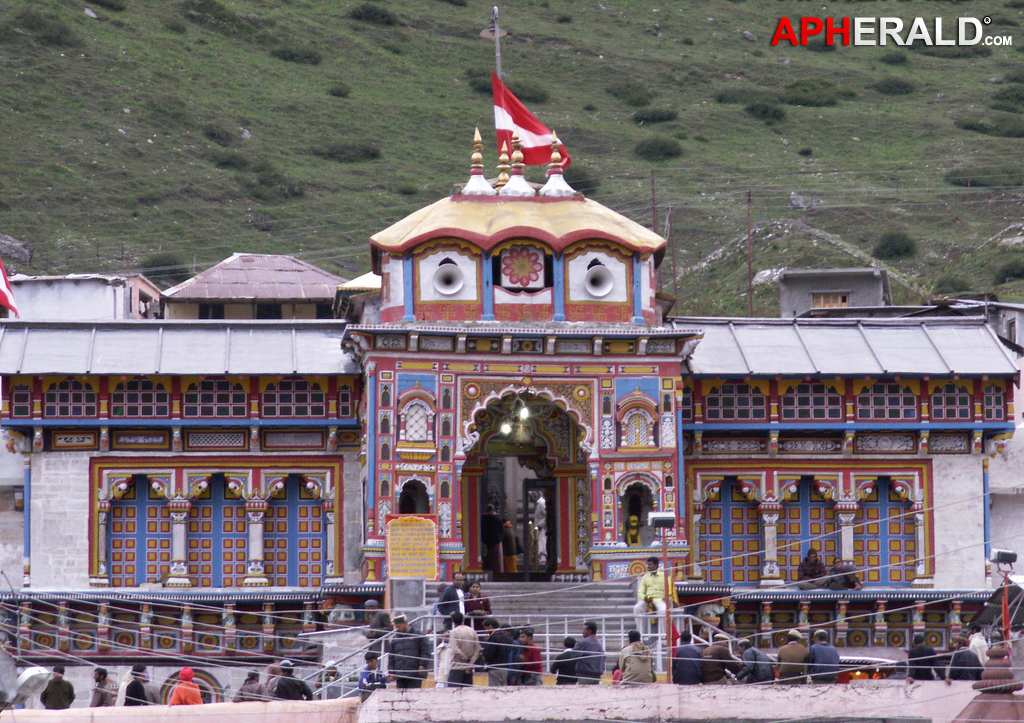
[518,628,543,685]
[364,599,392,654]
[90,667,116,707]
[672,631,703,685]
[807,630,841,683]
[945,636,983,682]
[776,630,810,683]
[40,664,75,710]
[437,573,466,625]
[796,548,828,589]
[633,557,668,634]
[481,505,504,572]
[447,611,481,687]
[618,630,655,684]
[274,660,313,700]
[482,618,514,686]
[735,639,774,684]
[906,634,940,683]
[573,620,606,684]
[551,636,579,685]
[388,613,432,689]
[701,633,741,684]
[124,664,151,706]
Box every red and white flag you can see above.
[492,71,570,167]
[0,260,18,318]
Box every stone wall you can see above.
[931,455,987,588]
[342,449,363,583]
[0,698,357,722]
[29,453,91,589]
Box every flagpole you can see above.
[491,6,502,78]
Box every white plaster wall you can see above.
[566,251,627,303]
[383,255,403,312]
[0,487,24,584]
[11,281,124,320]
[0,435,24,487]
[417,252,478,303]
[29,453,92,589]
[931,455,986,588]
[342,449,364,583]
[991,493,1024,565]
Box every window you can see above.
[441,416,452,437]
[316,303,333,319]
[198,303,225,319]
[262,379,326,417]
[401,401,433,442]
[781,383,843,421]
[380,385,391,408]
[621,408,655,447]
[931,383,971,421]
[442,388,453,410]
[111,379,170,418]
[183,379,248,418]
[679,388,693,422]
[380,414,391,435]
[255,303,282,319]
[856,383,918,420]
[812,292,849,309]
[983,385,1006,421]
[44,378,98,418]
[703,383,767,421]
[338,387,353,417]
[10,384,31,418]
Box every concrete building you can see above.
[780,268,891,318]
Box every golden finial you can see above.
[496,141,510,189]
[471,127,484,171]
[548,132,563,174]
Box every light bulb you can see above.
[500,421,512,435]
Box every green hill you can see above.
[3,0,1024,314]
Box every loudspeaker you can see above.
[584,264,614,298]
[433,264,465,295]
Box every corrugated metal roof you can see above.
[676,317,1019,377]
[162,253,348,301]
[0,321,358,375]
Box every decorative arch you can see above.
[398,478,431,514]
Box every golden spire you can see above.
[547,132,563,174]
[496,141,510,189]
[510,131,525,173]
[463,128,498,196]
[471,127,484,172]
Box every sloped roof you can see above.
[369,195,665,272]
[162,253,347,302]
[0,321,357,375]
[676,317,1019,377]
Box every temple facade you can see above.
[0,136,1018,678]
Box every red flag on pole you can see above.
[492,72,570,167]
[0,260,17,318]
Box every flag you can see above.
[0,260,17,318]
[492,72,571,167]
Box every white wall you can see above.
[11,280,124,321]
[931,455,987,587]
[29,453,92,589]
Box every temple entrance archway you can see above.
[463,391,587,581]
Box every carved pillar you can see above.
[912,512,929,584]
[759,601,773,647]
[97,602,110,652]
[872,600,887,645]
[94,500,111,586]
[949,600,963,639]
[56,601,69,653]
[18,602,31,653]
[690,505,704,581]
[798,599,810,635]
[836,511,856,562]
[835,600,849,647]
[181,604,194,653]
[912,600,926,642]
[324,505,338,582]
[262,602,275,653]
[166,500,192,588]
[759,507,783,587]
[139,603,153,650]
[243,499,268,587]
[223,603,236,652]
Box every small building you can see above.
[780,268,891,318]
[6,273,161,320]
[161,253,347,320]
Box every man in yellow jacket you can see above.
[633,556,670,634]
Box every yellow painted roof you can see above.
[370,195,666,257]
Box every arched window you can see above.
[441,388,453,410]
[620,408,656,447]
[380,442,391,460]
[380,414,391,435]
[931,383,971,420]
[400,401,434,443]
[44,378,98,418]
[380,478,390,497]
[440,480,451,498]
[380,385,392,408]
[262,379,326,418]
[110,378,170,418]
[983,384,1006,421]
[780,382,843,421]
[704,383,767,421]
[856,382,918,420]
[440,445,451,462]
[183,379,248,418]
[441,416,452,437]
[602,396,613,416]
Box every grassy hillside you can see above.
[2,0,1024,314]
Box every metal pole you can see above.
[663,530,672,682]
[492,6,502,79]
[747,189,753,317]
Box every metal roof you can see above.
[676,317,1019,377]
[162,253,348,302]
[0,320,358,375]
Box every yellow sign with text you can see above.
[386,516,439,580]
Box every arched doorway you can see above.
[464,392,587,581]
[398,479,430,514]
[620,481,655,547]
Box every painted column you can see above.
[324,505,338,582]
[872,600,887,645]
[22,452,30,588]
[836,511,857,562]
[402,256,415,322]
[552,255,565,322]
[835,600,849,647]
[95,500,110,586]
[759,507,784,587]
[243,499,269,586]
[166,500,192,588]
[631,256,643,324]
[759,601,773,647]
[482,255,495,321]
[689,506,704,580]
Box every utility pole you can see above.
[651,170,658,233]
[482,6,505,78]
[746,190,753,317]
[667,209,679,301]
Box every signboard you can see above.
[385,515,439,580]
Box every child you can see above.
[358,652,387,701]
[518,628,543,686]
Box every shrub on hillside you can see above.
[909,42,991,59]
[944,165,1024,187]
[634,137,682,161]
[995,259,1024,284]
[990,85,1024,111]
[465,67,491,95]
[164,19,188,33]
[436,0,467,5]
[879,51,907,65]
[15,11,80,46]
[141,253,192,287]
[210,150,249,170]
[872,230,916,259]
[872,78,915,95]
[202,123,234,147]
[798,147,813,156]
[240,162,304,202]
[557,14,572,23]
[715,87,774,105]
[92,0,127,10]
[933,275,971,295]
[1004,68,1024,83]
[780,78,839,107]
[271,44,322,65]
[562,164,601,195]
[632,107,678,124]
[805,37,836,53]
[181,0,257,37]
[954,113,1024,138]
[312,141,380,163]
[349,3,397,25]
[745,101,786,123]
[328,83,351,98]
[507,80,548,104]
[606,82,656,107]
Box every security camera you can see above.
[647,511,676,529]
[990,549,1018,565]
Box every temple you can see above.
[0,133,1018,695]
